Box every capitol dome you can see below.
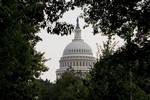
[56,18,96,79]
[63,39,93,56]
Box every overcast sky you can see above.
[36,7,124,82]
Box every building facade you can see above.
[56,18,96,79]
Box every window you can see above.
[80,62,82,66]
[83,62,85,66]
[76,62,78,66]
[79,49,81,52]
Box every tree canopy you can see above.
[89,42,150,99]
[0,0,73,99]
[75,0,150,44]
[37,71,89,100]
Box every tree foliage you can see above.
[89,41,150,99]
[0,1,46,99]
[37,71,89,100]
[0,0,74,99]
[71,0,150,45]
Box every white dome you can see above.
[56,18,96,79]
[63,39,93,56]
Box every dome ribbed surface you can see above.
[63,39,93,56]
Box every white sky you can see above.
[36,8,124,82]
